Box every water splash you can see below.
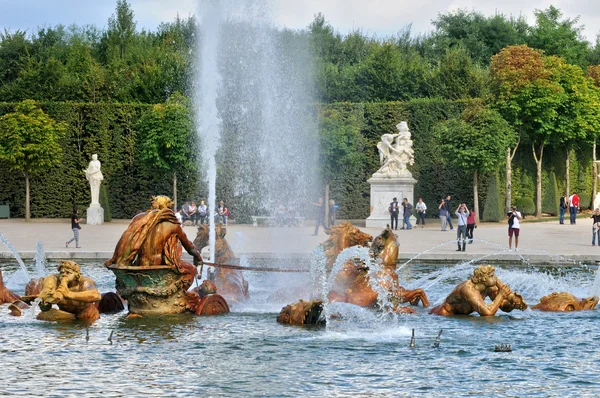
[0,233,31,290]
[35,241,47,278]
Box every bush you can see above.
[482,172,504,221]
[542,171,558,216]
[580,192,591,210]
[99,184,112,222]
[515,197,535,216]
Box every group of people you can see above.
[559,192,580,225]
[176,200,229,226]
[311,197,338,235]
[275,203,301,227]
[388,197,419,230]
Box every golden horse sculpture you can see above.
[105,195,229,316]
[194,224,249,304]
[0,270,20,304]
[532,292,599,311]
[278,224,428,325]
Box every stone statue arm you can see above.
[176,226,203,266]
[38,276,60,304]
[56,280,101,303]
[469,284,509,316]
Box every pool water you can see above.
[1,261,599,397]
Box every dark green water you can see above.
[1,261,600,397]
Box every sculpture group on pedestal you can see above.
[373,121,415,178]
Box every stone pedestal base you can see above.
[87,205,104,225]
[366,175,417,228]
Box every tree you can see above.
[490,45,565,217]
[437,102,515,221]
[138,92,195,210]
[106,0,136,60]
[0,100,65,220]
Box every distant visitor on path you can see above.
[455,203,469,251]
[507,205,522,250]
[438,198,448,231]
[198,200,207,225]
[591,208,600,246]
[311,197,327,235]
[415,197,426,228]
[402,198,413,230]
[444,195,454,230]
[569,192,580,225]
[467,207,477,244]
[559,193,568,225]
[66,207,84,249]
[328,199,337,228]
[84,154,103,206]
[389,197,399,230]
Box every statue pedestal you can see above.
[87,205,104,225]
[366,175,417,228]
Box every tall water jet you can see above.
[195,0,319,265]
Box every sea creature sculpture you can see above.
[194,224,249,304]
[430,265,527,316]
[532,292,599,311]
[0,270,20,304]
[277,299,324,325]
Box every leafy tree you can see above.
[482,171,503,221]
[490,45,565,217]
[0,100,65,220]
[437,102,515,221]
[106,0,136,60]
[138,92,195,210]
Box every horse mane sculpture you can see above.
[194,224,249,304]
[322,222,373,272]
[532,292,599,311]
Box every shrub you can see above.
[515,197,535,216]
[100,184,112,222]
[542,171,558,216]
[482,172,504,221]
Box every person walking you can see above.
[415,197,427,228]
[467,206,477,244]
[66,208,84,249]
[455,203,469,251]
[559,193,568,225]
[508,205,523,250]
[438,198,448,231]
[445,195,454,231]
[402,198,413,230]
[569,192,580,225]
[592,208,600,246]
[312,197,327,235]
[389,197,400,230]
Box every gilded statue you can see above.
[430,265,527,316]
[532,292,599,311]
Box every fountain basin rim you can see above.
[106,264,178,271]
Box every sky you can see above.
[0,0,598,42]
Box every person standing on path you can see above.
[66,208,84,248]
[592,209,600,246]
[402,198,413,230]
[311,197,327,235]
[198,200,207,225]
[389,197,400,230]
[445,195,454,231]
[466,207,477,244]
[415,197,427,228]
[455,203,469,251]
[569,192,580,225]
[508,205,523,250]
[438,198,448,231]
[559,193,568,225]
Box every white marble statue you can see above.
[85,154,103,206]
[373,121,414,178]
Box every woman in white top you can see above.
[415,197,427,228]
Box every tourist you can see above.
[591,208,600,246]
[66,207,84,249]
[455,203,469,251]
[223,205,230,225]
[508,205,523,250]
[402,198,413,230]
[389,197,400,230]
[198,200,207,225]
[181,201,191,222]
[415,197,427,228]
[444,195,454,230]
[311,197,327,235]
[438,198,447,231]
[559,193,568,225]
[175,207,183,224]
[467,206,477,244]
[328,199,337,228]
[189,201,198,225]
[569,192,580,225]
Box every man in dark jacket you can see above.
[402,198,413,230]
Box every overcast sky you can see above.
[0,0,598,42]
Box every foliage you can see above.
[99,183,112,221]
[482,172,504,221]
[542,171,559,215]
[515,197,536,216]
